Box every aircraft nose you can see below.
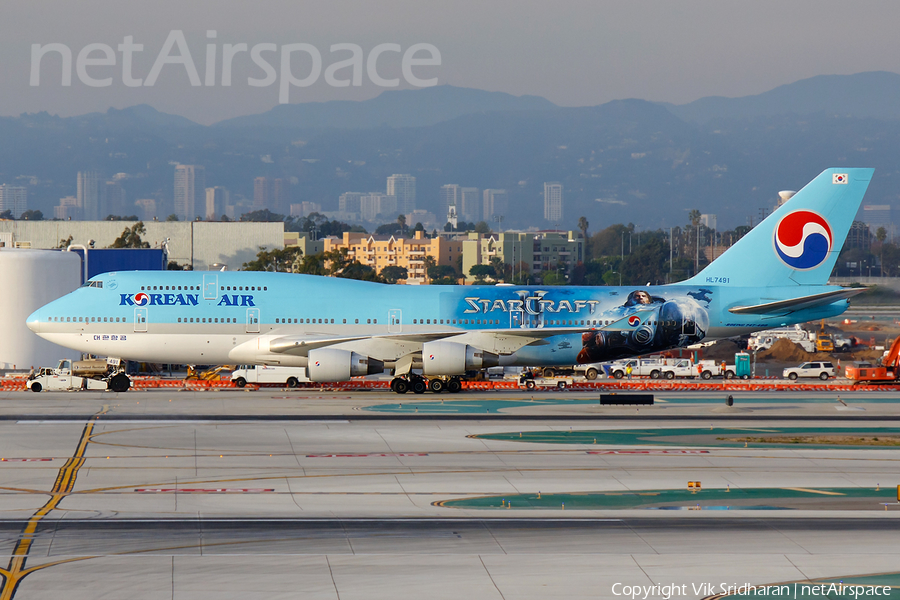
[26,309,41,334]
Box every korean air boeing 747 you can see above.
[27,168,873,393]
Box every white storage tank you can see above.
[0,249,81,370]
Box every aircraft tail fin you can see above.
[684,168,874,287]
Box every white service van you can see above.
[231,365,311,388]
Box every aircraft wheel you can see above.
[234,377,247,388]
[108,373,131,393]
[394,379,409,394]
[412,378,427,394]
[585,368,598,380]
[664,371,675,380]
[286,377,299,388]
[428,378,445,393]
[447,378,462,393]
[31,382,42,393]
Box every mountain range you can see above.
[2,72,900,230]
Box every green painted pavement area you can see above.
[472,426,900,448]
[362,395,900,414]
[436,486,899,511]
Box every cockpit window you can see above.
[80,281,103,288]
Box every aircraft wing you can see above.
[265,310,656,357]
[728,288,865,315]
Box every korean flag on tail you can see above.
[833,173,849,184]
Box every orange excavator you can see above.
[845,337,900,384]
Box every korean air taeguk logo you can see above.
[133,292,150,306]
[773,210,833,270]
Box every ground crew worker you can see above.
[625,364,633,379]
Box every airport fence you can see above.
[3,377,900,392]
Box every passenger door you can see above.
[203,274,218,300]
[246,308,260,333]
[134,307,148,332]
[388,309,402,333]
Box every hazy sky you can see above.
[5,0,900,124]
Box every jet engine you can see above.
[307,348,384,382]
[421,341,499,375]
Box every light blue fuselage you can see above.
[27,270,848,368]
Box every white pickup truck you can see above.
[608,358,667,379]
[231,365,311,388]
[658,359,698,379]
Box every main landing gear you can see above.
[390,374,462,395]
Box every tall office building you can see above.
[103,180,126,218]
[339,192,364,214]
[55,196,80,220]
[387,174,416,215]
[700,214,717,230]
[205,187,229,220]
[174,165,206,221]
[543,182,564,223]
[862,205,893,238]
[483,189,509,222]
[360,193,397,222]
[440,184,460,223]
[253,177,272,209]
[460,187,480,223]
[77,171,100,220]
[273,178,290,214]
[134,198,157,222]
[0,185,27,218]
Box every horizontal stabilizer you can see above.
[728,288,865,315]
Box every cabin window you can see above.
[178,318,181,323]
[264,287,267,291]
[343,319,347,324]
[373,319,377,324]
[355,319,359,324]
[330,319,334,324]
[367,319,371,324]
